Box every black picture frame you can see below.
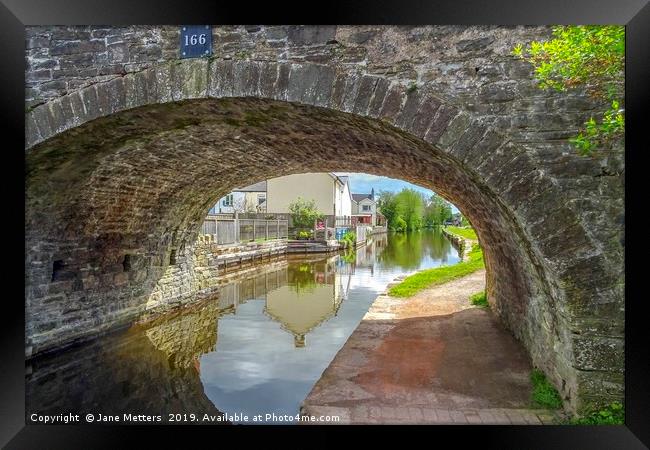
[3,0,648,447]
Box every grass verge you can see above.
[469,290,489,307]
[531,369,563,409]
[388,244,484,297]
[444,226,478,241]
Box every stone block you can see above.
[478,82,516,103]
[423,104,458,145]
[456,36,495,52]
[366,78,391,118]
[377,84,405,123]
[351,75,380,115]
[232,60,260,97]
[258,62,279,99]
[407,95,442,138]
[173,59,209,100]
[437,111,471,149]
[312,65,337,108]
[573,336,624,372]
[394,88,422,130]
[287,64,320,104]
[207,59,234,98]
[287,26,336,46]
[340,73,362,113]
[446,119,488,162]
[328,72,347,110]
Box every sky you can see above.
[334,172,459,213]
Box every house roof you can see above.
[352,193,373,203]
[233,180,267,192]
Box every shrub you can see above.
[297,230,312,240]
[288,197,324,229]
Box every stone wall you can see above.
[24,26,624,413]
[441,228,469,260]
[145,236,287,313]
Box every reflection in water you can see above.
[26,301,226,423]
[26,229,459,424]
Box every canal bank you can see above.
[300,266,558,424]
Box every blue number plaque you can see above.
[180,25,212,58]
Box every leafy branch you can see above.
[513,26,624,156]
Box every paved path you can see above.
[300,269,558,425]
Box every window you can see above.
[258,194,266,205]
[222,194,233,207]
[362,204,371,212]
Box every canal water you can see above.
[26,229,460,425]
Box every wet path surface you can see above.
[301,269,559,424]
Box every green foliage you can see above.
[567,402,624,425]
[445,226,478,241]
[377,190,399,230]
[407,82,418,93]
[393,216,407,232]
[297,230,312,240]
[513,25,624,155]
[570,100,625,156]
[469,290,488,307]
[388,243,484,297]
[339,231,357,248]
[530,369,563,409]
[380,189,453,232]
[340,249,356,263]
[288,197,324,229]
[424,193,453,226]
[460,215,470,227]
[394,188,425,231]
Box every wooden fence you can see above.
[201,214,288,245]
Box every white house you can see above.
[209,180,267,214]
[351,188,379,225]
[265,173,352,218]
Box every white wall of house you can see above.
[210,191,246,214]
[210,191,266,214]
[267,173,339,215]
[339,179,352,217]
[360,198,377,225]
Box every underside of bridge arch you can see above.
[26,95,622,413]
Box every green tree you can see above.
[513,25,624,155]
[424,193,453,226]
[288,197,324,229]
[392,216,407,232]
[377,190,399,230]
[395,189,425,231]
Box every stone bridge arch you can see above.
[25,26,624,413]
